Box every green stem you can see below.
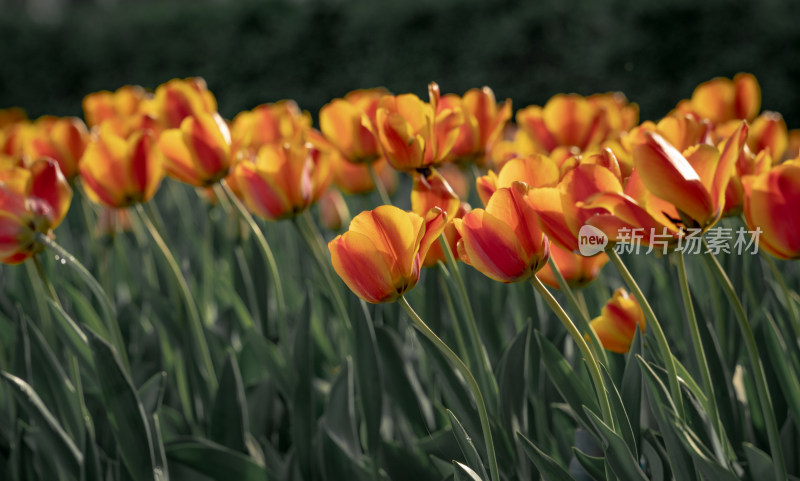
[676,251,727,450]
[35,233,130,373]
[703,244,787,479]
[607,249,684,417]
[436,263,472,371]
[545,256,608,366]
[218,181,287,324]
[367,161,391,206]
[530,276,615,429]
[399,296,499,481]
[136,203,218,394]
[439,236,499,409]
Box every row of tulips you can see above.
[1,72,799,480]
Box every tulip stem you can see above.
[367,161,392,206]
[676,251,727,450]
[545,256,608,366]
[702,243,786,479]
[607,249,684,417]
[439,236,499,410]
[530,276,615,429]
[399,296,499,481]
[136,203,218,395]
[35,233,130,374]
[218,181,287,326]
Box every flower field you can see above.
[1,73,799,480]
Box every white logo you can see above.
[578,225,608,256]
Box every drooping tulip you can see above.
[80,128,163,208]
[455,182,550,283]
[589,288,645,354]
[329,205,446,303]
[742,160,800,259]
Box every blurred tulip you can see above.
[589,288,645,354]
[232,141,331,221]
[319,188,350,231]
[0,108,26,129]
[681,73,760,125]
[158,113,231,187]
[436,162,471,200]
[320,88,387,164]
[375,82,463,171]
[742,161,800,259]
[537,243,608,289]
[329,205,446,303]
[23,116,88,179]
[455,182,549,283]
[0,158,72,264]
[147,77,217,130]
[330,152,397,196]
[231,101,312,156]
[83,85,149,128]
[723,147,771,217]
[439,86,511,166]
[80,128,163,208]
[94,207,134,238]
[747,111,787,161]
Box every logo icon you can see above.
[578,225,608,256]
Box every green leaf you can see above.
[210,352,249,453]
[620,328,643,451]
[324,359,360,459]
[599,366,637,457]
[380,440,441,481]
[62,284,110,341]
[516,432,574,481]
[166,437,268,481]
[743,442,773,480]
[318,422,370,481]
[453,461,484,481]
[447,410,489,481]
[238,334,289,395]
[353,301,382,457]
[572,448,605,481]
[1,371,82,479]
[138,372,167,416]
[47,300,95,375]
[291,295,313,481]
[669,413,739,481]
[761,314,800,425]
[87,329,158,481]
[582,408,647,481]
[494,326,530,441]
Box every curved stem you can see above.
[530,276,614,429]
[676,251,726,447]
[439,236,499,409]
[703,245,786,479]
[35,233,130,373]
[399,296,499,481]
[136,203,218,394]
[367,162,391,206]
[607,249,684,417]
[545,256,608,366]
[218,181,287,321]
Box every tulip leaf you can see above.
[743,442,774,480]
[353,300,383,458]
[323,358,360,459]
[668,412,739,481]
[138,371,167,416]
[1,371,83,480]
[572,447,605,481]
[380,439,441,481]
[495,325,530,441]
[318,421,371,481]
[238,333,289,394]
[453,461,485,481]
[447,409,489,481]
[761,313,800,425]
[209,351,249,453]
[599,366,637,457]
[620,327,643,450]
[46,299,95,374]
[166,437,267,481]
[516,432,575,481]
[291,296,313,481]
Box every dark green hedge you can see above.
[2,0,799,126]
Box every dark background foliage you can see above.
[2,0,799,126]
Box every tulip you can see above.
[374,83,463,171]
[410,167,468,267]
[83,85,149,129]
[232,141,331,221]
[158,113,231,187]
[0,108,26,129]
[80,128,163,208]
[147,77,217,130]
[320,88,387,164]
[439,86,512,166]
[455,182,549,283]
[330,152,397,196]
[22,116,88,179]
[589,288,645,354]
[536,243,608,289]
[0,158,73,264]
[231,101,312,156]
[747,111,787,161]
[319,188,350,231]
[742,161,800,259]
[680,73,760,125]
[329,205,446,303]
[476,154,560,206]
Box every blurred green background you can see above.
[2,0,799,126]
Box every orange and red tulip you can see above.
[410,167,468,267]
[747,111,787,161]
[536,243,608,289]
[83,85,149,129]
[439,86,511,166]
[476,154,560,206]
[330,153,397,196]
[589,288,645,354]
[147,77,217,130]
[742,160,800,259]
[319,188,351,231]
[320,88,387,164]
[80,128,163,208]
[329,205,446,303]
[232,141,331,221]
[158,113,231,187]
[231,101,312,156]
[455,182,550,283]
[681,73,760,125]
[374,83,463,171]
[22,116,88,179]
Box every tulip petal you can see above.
[330,231,400,303]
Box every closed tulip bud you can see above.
[329,205,446,303]
[158,113,231,187]
[742,161,800,259]
[80,129,163,208]
[232,141,331,221]
[455,182,550,283]
[589,288,645,354]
